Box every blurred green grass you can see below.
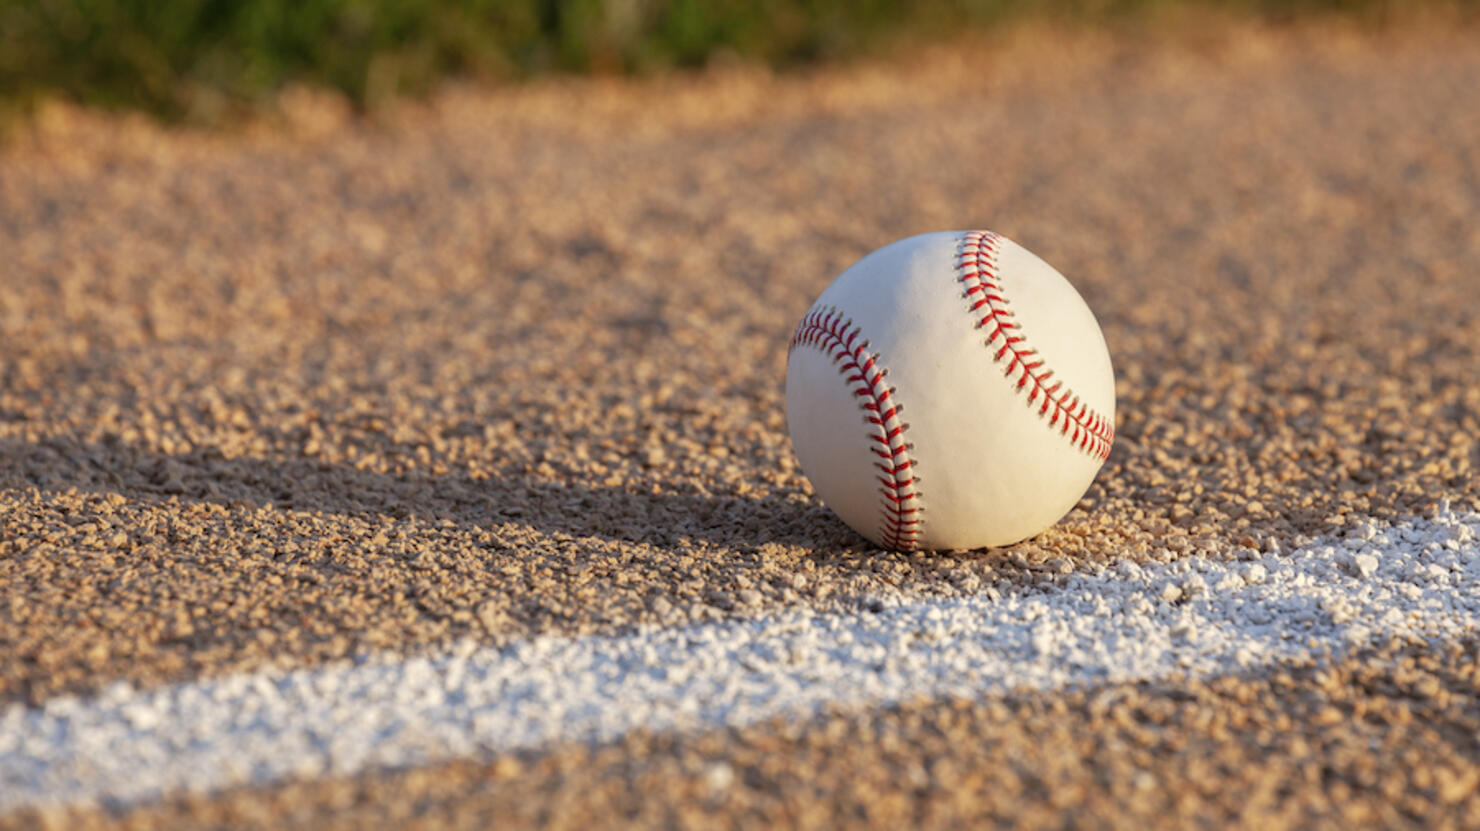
[0,0,1469,122]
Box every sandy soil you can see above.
[2,20,1478,828]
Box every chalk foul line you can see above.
[1,506,1477,814]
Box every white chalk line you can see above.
[2,506,1478,814]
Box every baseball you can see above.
[786,231,1116,551]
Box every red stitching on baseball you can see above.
[958,231,1114,461]
[790,307,923,550]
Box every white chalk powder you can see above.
[2,506,1477,813]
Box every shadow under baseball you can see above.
[2,435,856,553]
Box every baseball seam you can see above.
[958,231,1114,461]
[789,306,922,550]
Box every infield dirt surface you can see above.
[2,20,1479,829]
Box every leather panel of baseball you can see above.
[785,231,1116,550]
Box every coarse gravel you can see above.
[2,19,1479,827]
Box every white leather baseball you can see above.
[786,231,1115,551]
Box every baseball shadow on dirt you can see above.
[1,436,862,554]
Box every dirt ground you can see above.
[2,20,1479,829]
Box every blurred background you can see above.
[0,0,1467,125]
